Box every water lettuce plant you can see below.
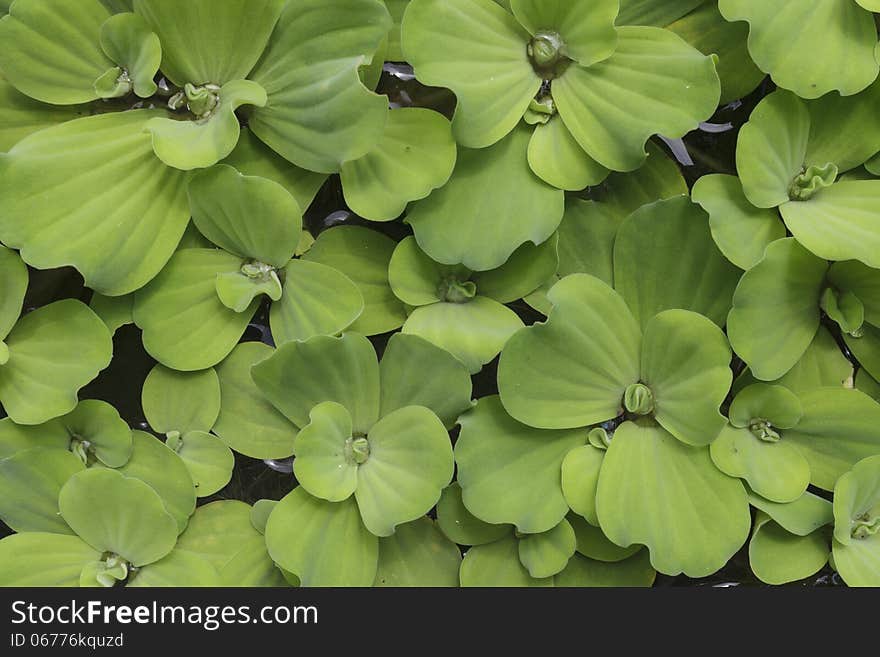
[2,0,880,589]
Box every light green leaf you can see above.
[408,125,564,271]
[640,310,731,446]
[829,260,880,326]
[0,300,112,426]
[142,365,221,435]
[471,234,559,305]
[749,512,829,585]
[727,238,828,381]
[0,245,26,341]
[527,115,610,191]
[133,249,257,371]
[0,448,82,534]
[116,430,196,533]
[784,388,880,491]
[213,342,297,460]
[517,518,576,578]
[845,323,880,382]
[175,500,287,587]
[388,235,464,306]
[0,417,70,459]
[133,0,285,86]
[374,517,462,586]
[553,26,720,171]
[780,181,880,269]
[248,0,391,173]
[561,445,604,525]
[303,226,405,336]
[596,420,750,577]
[510,0,618,67]
[168,431,233,498]
[556,201,619,287]
[341,108,457,221]
[89,293,133,336]
[569,513,641,563]
[378,332,473,429]
[748,489,834,537]
[292,401,359,502]
[0,78,85,152]
[403,297,524,374]
[128,550,221,587]
[831,454,880,586]
[0,533,100,587]
[266,487,378,587]
[98,11,160,98]
[57,399,132,468]
[617,0,707,27]
[455,396,585,534]
[806,80,880,173]
[250,500,276,535]
[0,0,112,104]
[729,383,803,429]
[710,424,811,504]
[856,368,880,403]
[146,79,267,171]
[402,0,538,148]
[356,405,453,536]
[554,550,656,587]
[717,0,879,98]
[692,174,785,270]
[0,110,190,296]
[270,259,364,345]
[614,196,740,328]
[187,164,301,267]
[59,468,178,566]
[460,535,552,587]
[436,483,511,546]
[252,333,380,435]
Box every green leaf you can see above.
[748,512,829,585]
[213,342,297,460]
[561,445,604,525]
[187,164,301,267]
[378,333,473,429]
[460,535,552,587]
[806,80,880,174]
[133,0,285,86]
[727,238,828,381]
[57,399,132,468]
[168,431,234,498]
[729,383,803,429]
[403,297,524,374]
[856,368,880,403]
[471,235,559,304]
[555,201,619,287]
[829,260,880,326]
[302,226,405,336]
[388,235,464,306]
[374,517,462,586]
[248,0,391,173]
[640,310,731,446]
[175,500,287,586]
[736,90,810,209]
[0,448,83,534]
[266,487,378,587]
[402,0,538,148]
[142,365,221,435]
[98,11,161,98]
[133,249,257,371]
[436,483,511,546]
[554,550,656,587]
[569,513,641,563]
[617,0,707,27]
[269,259,364,345]
[59,468,178,566]
[128,550,221,587]
[499,274,641,429]
[718,0,879,98]
[691,174,786,270]
[0,417,70,459]
[527,115,610,191]
[89,293,134,336]
[710,424,811,503]
[845,323,880,382]
[293,402,359,502]
[0,245,26,341]
[780,181,880,269]
[748,489,833,537]
[509,0,618,67]
[517,518,576,578]
[250,500,276,535]
[614,196,740,328]
[407,125,564,271]
[356,405,453,536]
[784,388,880,491]
[0,110,190,296]
[0,0,112,104]
[553,26,720,171]
[831,454,880,586]
[0,300,112,425]
[341,108,457,221]
[145,79,267,171]
[0,78,85,152]
[252,333,380,435]
[455,396,585,534]
[116,430,196,533]
[0,533,100,587]
[596,420,751,577]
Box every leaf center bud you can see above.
[527,31,571,79]
[748,419,781,442]
[344,435,371,465]
[624,383,655,416]
[438,276,477,304]
[788,162,838,201]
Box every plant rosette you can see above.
[0,0,391,295]
[388,234,558,373]
[832,454,880,586]
[693,85,880,272]
[0,468,217,587]
[219,332,471,586]
[132,164,367,371]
